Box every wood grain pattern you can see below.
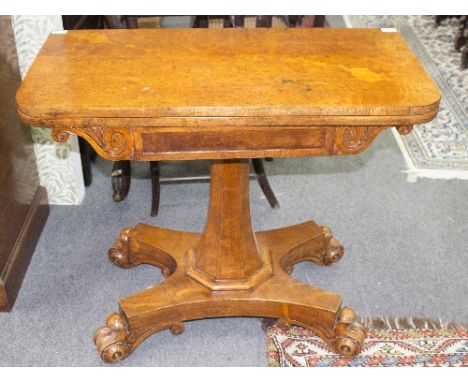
[0,187,49,311]
[334,126,384,155]
[45,124,418,161]
[16,29,440,162]
[136,126,326,161]
[100,215,365,362]
[17,111,438,129]
[17,28,440,124]
[186,160,273,291]
[16,28,440,363]
[52,125,133,159]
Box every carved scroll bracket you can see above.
[334,126,385,155]
[52,126,133,160]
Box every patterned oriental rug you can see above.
[265,317,468,367]
[345,16,468,182]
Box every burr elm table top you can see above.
[16,28,440,124]
[15,27,441,364]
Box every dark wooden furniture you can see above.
[435,15,467,69]
[17,28,440,362]
[454,16,468,69]
[193,15,326,28]
[0,16,49,311]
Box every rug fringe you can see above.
[359,316,467,331]
[261,316,467,333]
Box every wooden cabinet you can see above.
[0,16,49,311]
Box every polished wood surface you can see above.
[101,160,364,362]
[16,29,440,162]
[0,16,49,311]
[17,28,440,123]
[187,160,271,291]
[16,28,440,362]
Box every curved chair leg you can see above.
[79,137,93,187]
[251,159,279,209]
[150,161,160,217]
[148,159,277,216]
[112,160,131,202]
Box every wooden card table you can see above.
[16,28,440,363]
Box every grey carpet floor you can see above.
[1,129,467,366]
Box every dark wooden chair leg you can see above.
[78,137,93,187]
[125,16,138,29]
[223,16,232,28]
[287,16,304,27]
[193,16,209,28]
[462,45,468,69]
[454,16,467,51]
[104,15,124,29]
[435,15,450,26]
[89,146,97,161]
[232,16,245,28]
[256,16,273,28]
[150,161,160,217]
[313,15,326,27]
[251,159,279,209]
[112,160,131,202]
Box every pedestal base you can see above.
[94,221,366,363]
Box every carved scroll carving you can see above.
[108,226,178,277]
[51,126,133,160]
[279,222,344,274]
[396,125,413,135]
[321,227,344,265]
[108,227,133,269]
[93,312,132,363]
[334,126,385,155]
[333,307,367,356]
[93,312,185,363]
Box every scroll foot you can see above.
[333,307,367,356]
[321,227,344,265]
[93,313,131,363]
[108,227,133,268]
[269,222,344,273]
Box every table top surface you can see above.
[17,28,440,124]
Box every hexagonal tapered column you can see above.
[187,159,273,291]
